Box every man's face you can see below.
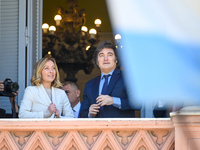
[62,84,79,106]
[97,48,117,74]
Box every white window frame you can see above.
[18,0,43,104]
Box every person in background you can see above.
[62,81,81,118]
[153,100,183,118]
[19,57,75,118]
[0,81,19,118]
[80,40,138,118]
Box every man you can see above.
[0,81,19,118]
[80,40,136,118]
[153,100,182,118]
[62,81,81,118]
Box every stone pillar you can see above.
[170,106,200,150]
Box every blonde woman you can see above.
[19,57,75,118]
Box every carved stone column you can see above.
[170,106,200,150]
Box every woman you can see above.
[19,57,74,118]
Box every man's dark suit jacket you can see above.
[80,69,135,118]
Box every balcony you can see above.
[0,111,200,150]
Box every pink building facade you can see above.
[0,109,199,150]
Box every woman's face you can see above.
[41,60,56,85]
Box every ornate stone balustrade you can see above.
[0,118,175,150]
[170,108,200,150]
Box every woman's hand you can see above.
[55,109,60,118]
[48,103,57,115]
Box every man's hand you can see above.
[96,94,113,107]
[0,81,4,92]
[89,104,100,117]
[9,91,19,113]
[9,91,18,103]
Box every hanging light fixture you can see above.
[42,0,102,82]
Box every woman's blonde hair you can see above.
[31,57,62,88]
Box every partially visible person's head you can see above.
[31,57,62,87]
[93,40,118,74]
[62,81,80,108]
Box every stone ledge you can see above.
[0,119,175,150]
[0,118,173,130]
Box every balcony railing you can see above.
[0,111,199,150]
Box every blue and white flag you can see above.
[106,0,200,108]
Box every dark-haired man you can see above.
[0,81,19,118]
[62,81,81,118]
[80,40,138,118]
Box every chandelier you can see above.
[42,0,102,82]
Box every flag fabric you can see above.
[106,0,200,110]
